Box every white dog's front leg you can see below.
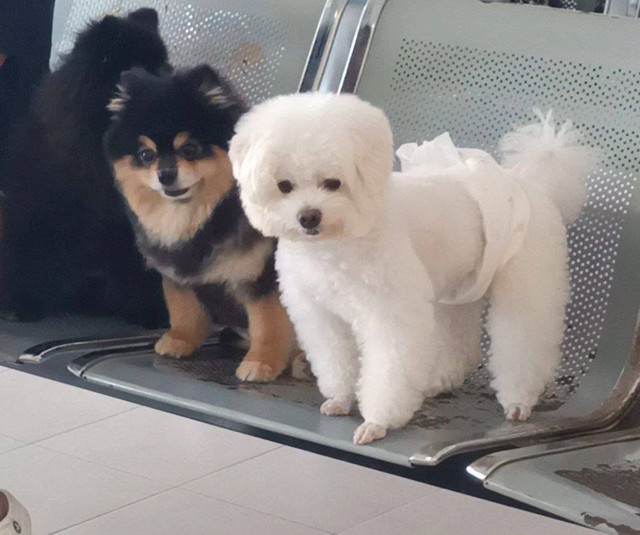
[352,300,435,445]
[283,290,359,415]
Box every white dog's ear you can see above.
[352,108,394,196]
[229,124,269,198]
[228,127,251,184]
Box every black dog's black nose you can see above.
[298,208,322,230]
[158,167,177,186]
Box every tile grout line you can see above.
[48,488,170,535]
[179,487,333,534]
[48,442,432,535]
[181,449,442,534]
[176,444,283,487]
[34,417,282,487]
[31,442,173,487]
[330,489,444,535]
[49,448,331,535]
[0,407,139,449]
[1,394,283,488]
[50,485,333,535]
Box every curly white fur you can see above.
[229,93,595,444]
[500,109,597,224]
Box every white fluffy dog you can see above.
[229,93,595,445]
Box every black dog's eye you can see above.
[179,141,202,161]
[277,180,294,194]
[323,178,341,191]
[137,148,156,164]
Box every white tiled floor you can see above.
[0,371,134,442]
[58,489,326,535]
[0,446,167,534]
[185,447,432,533]
[0,368,592,535]
[0,435,23,456]
[39,407,279,486]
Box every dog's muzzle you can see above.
[298,208,322,235]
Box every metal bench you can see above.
[348,0,640,464]
[468,427,640,531]
[3,0,640,472]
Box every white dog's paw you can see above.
[290,351,313,380]
[504,403,533,422]
[155,332,198,358]
[353,421,387,445]
[320,398,352,416]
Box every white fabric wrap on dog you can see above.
[396,134,530,304]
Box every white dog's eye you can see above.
[322,178,341,191]
[277,180,294,194]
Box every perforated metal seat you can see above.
[349,0,640,464]
[51,0,330,105]
[468,428,640,531]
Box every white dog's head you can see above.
[229,93,393,241]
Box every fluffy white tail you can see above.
[499,110,597,225]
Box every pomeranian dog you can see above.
[0,8,169,326]
[229,93,595,444]
[104,65,298,382]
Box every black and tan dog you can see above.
[104,66,297,381]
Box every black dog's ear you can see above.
[107,68,152,115]
[94,14,120,36]
[127,8,160,33]
[119,67,153,88]
[107,84,128,115]
[186,64,233,107]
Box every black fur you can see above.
[0,9,170,326]
[104,65,243,159]
[104,66,276,329]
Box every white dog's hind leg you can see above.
[433,301,484,390]
[487,200,569,421]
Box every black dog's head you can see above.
[71,8,169,83]
[31,8,171,153]
[104,65,245,236]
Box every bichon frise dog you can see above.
[229,93,595,445]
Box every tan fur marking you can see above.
[107,97,126,113]
[154,278,212,358]
[139,136,157,152]
[205,239,273,286]
[112,146,235,246]
[236,292,296,382]
[173,132,189,150]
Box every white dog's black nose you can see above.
[298,208,322,230]
[158,167,177,186]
